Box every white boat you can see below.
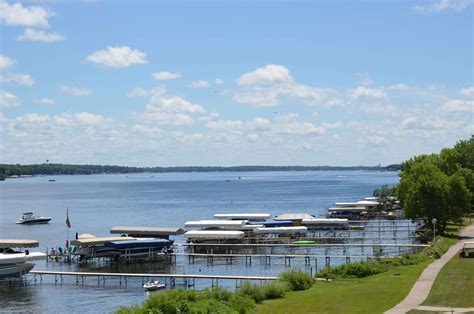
[184,230,245,239]
[143,280,165,291]
[0,239,42,278]
[16,212,52,224]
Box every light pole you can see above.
[431,218,437,243]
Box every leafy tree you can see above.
[373,184,397,212]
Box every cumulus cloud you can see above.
[133,96,206,126]
[440,99,474,112]
[348,86,387,101]
[127,86,166,97]
[35,98,55,105]
[60,85,93,96]
[0,54,15,70]
[0,1,54,28]
[190,80,210,88]
[236,64,293,86]
[460,86,474,98]
[412,0,473,13]
[214,78,224,85]
[17,28,64,42]
[0,73,35,86]
[152,71,182,80]
[86,46,147,68]
[0,91,21,108]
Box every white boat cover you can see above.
[274,213,314,221]
[254,226,308,234]
[184,230,245,239]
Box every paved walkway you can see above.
[415,305,474,313]
[385,223,474,314]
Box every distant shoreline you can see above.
[0,163,401,180]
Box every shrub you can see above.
[229,295,256,314]
[317,261,387,279]
[279,270,314,291]
[262,281,288,299]
[237,282,266,303]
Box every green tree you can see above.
[373,184,397,212]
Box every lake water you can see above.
[0,170,400,313]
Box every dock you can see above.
[29,270,277,289]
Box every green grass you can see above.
[423,255,474,308]
[258,262,430,314]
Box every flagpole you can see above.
[66,207,69,249]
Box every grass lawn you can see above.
[422,254,474,308]
[257,261,430,314]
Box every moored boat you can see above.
[16,212,52,224]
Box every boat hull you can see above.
[16,218,52,224]
[0,263,34,278]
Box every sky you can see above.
[0,0,472,166]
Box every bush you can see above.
[279,270,314,291]
[262,281,288,299]
[237,282,266,303]
[317,262,387,279]
[228,295,256,314]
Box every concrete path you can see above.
[385,223,474,314]
[415,305,474,313]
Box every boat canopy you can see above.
[184,220,247,228]
[110,226,184,237]
[254,226,308,234]
[104,239,172,249]
[0,239,39,248]
[78,233,96,239]
[302,218,349,225]
[274,213,314,221]
[213,213,271,221]
[71,236,136,246]
[184,230,245,239]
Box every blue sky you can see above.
[0,0,472,166]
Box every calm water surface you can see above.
[0,171,399,313]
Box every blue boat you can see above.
[104,239,172,249]
[248,221,293,227]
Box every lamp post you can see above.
[431,218,437,243]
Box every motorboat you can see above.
[143,280,165,291]
[16,212,52,224]
[0,239,46,278]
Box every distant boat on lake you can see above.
[16,212,52,224]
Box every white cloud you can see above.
[322,122,343,129]
[86,46,147,68]
[190,80,210,88]
[348,86,387,100]
[17,28,64,42]
[0,2,54,28]
[0,91,21,108]
[133,96,206,126]
[152,71,182,81]
[0,55,15,70]
[35,98,55,105]
[127,86,166,97]
[440,99,474,112]
[412,0,472,13]
[75,112,104,125]
[460,86,474,98]
[232,87,280,107]
[215,78,224,85]
[360,135,388,145]
[236,64,293,86]
[0,73,35,86]
[60,85,93,96]
[386,83,410,91]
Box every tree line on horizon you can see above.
[0,164,401,180]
